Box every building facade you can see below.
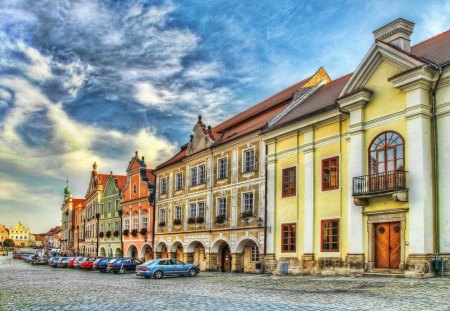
[44,226,62,250]
[121,152,155,262]
[262,19,450,277]
[0,225,9,245]
[9,222,31,247]
[61,182,84,256]
[153,69,329,272]
[73,200,85,255]
[98,173,126,258]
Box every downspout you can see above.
[151,182,156,260]
[263,143,268,271]
[119,209,123,259]
[431,64,444,260]
[209,148,214,272]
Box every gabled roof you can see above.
[410,29,450,66]
[157,68,329,170]
[116,175,127,190]
[146,169,156,184]
[72,198,85,207]
[265,74,352,131]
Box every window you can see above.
[251,246,260,262]
[190,167,197,186]
[218,157,228,179]
[282,167,296,197]
[132,217,138,230]
[322,157,339,191]
[159,209,166,223]
[175,206,182,220]
[115,221,119,230]
[243,149,255,173]
[217,197,226,216]
[101,204,104,213]
[133,185,137,194]
[107,222,111,231]
[115,200,119,211]
[176,172,183,191]
[125,219,130,230]
[198,165,206,184]
[108,201,111,212]
[321,219,339,252]
[142,216,148,229]
[189,202,205,218]
[281,223,296,252]
[243,192,254,215]
[369,131,404,174]
[100,223,104,232]
[160,178,167,195]
[190,203,197,218]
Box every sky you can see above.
[0,0,449,233]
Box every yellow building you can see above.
[153,69,330,272]
[0,225,9,244]
[9,222,31,247]
[262,18,450,277]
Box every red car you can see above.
[67,257,81,268]
[80,257,99,270]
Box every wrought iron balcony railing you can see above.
[353,171,407,196]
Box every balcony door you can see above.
[369,131,404,191]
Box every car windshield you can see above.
[115,259,123,264]
[108,259,118,264]
[88,258,96,261]
[144,260,157,266]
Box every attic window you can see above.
[133,185,137,194]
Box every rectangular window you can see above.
[190,167,197,186]
[321,219,339,252]
[251,246,260,262]
[322,157,339,191]
[217,197,227,216]
[282,167,296,197]
[132,217,138,230]
[198,165,206,184]
[125,219,130,230]
[243,149,255,173]
[190,203,197,218]
[160,177,167,195]
[198,202,205,218]
[243,192,254,215]
[218,158,228,180]
[176,172,183,191]
[108,201,111,212]
[101,204,104,213]
[142,216,148,229]
[159,209,166,223]
[107,222,111,230]
[175,206,182,220]
[115,221,119,230]
[115,200,119,211]
[281,223,296,252]
[100,223,104,232]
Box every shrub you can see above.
[122,229,129,236]
[98,232,104,238]
[215,214,226,224]
[113,230,119,237]
[158,221,166,227]
[131,229,138,236]
[105,231,112,238]
[139,228,148,235]
[173,219,182,225]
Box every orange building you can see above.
[73,199,85,256]
[121,152,156,261]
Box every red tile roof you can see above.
[72,198,85,207]
[115,175,127,190]
[411,29,450,65]
[268,74,352,130]
[146,169,156,184]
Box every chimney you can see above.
[373,18,414,52]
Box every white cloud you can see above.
[184,62,222,80]
[135,82,166,106]
[420,3,450,38]
[17,42,54,81]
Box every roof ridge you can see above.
[412,28,450,49]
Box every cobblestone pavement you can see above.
[1,259,450,311]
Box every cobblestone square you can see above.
[1,258,449,310]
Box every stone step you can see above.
[362,272,405,278]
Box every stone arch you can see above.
[156,241,168,259]
[126,244,138,259]
[186,240,206,253]
[140,244,153,262]
[186,240,207,271]
[99,247,106,257]
[211,237,231,253]
[211,238,232,272]
[233,236,261,273]
[234,235,259,253]
[169,240,184,261]
[114,248,122,258]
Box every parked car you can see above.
[32,256,47,265]
[48,257,59,265]
[22,254,35,263]
[56,257,71,268]
[67,257,81,268]
[93,257,112,272]
[106,258,143,273]
[73,257,87,269]
[80,257,98,270]
[136,259,200,279]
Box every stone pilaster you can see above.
[303,129,314,256]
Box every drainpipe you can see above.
[263,143,268,269]
[95,213,100,256]
[118,209,123,258]
[431,64,444,261]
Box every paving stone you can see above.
[0,259,449,310]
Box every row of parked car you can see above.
[15,253,200,279]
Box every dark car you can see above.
[106,258,142,273]
[93,257,112,272]
[136,259,200,279]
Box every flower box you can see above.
[122,229,129,236]
[173,218,182,225]
[215,214,226,224]
[195,216,204,223]
[113,230,119,237]
[158,221,166,227]
[105,231,112,238]
[187,217,196,224]
[241,210,254,218]
[139,228,148,235]
[131,229,138,236]
[98,232,104,238]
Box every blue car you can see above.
[136,259,200,279]
[106,258,143,273]
[93,257,112,272]
[53,257,69,268]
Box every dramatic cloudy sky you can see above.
[0,0,449,233]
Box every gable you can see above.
[339,42,424,97]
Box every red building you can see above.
[121,151,155,261]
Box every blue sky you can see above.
[0,0,449,232]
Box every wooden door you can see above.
[222,246,231,272]
[375,222,400,269]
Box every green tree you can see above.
[3,239,15,247]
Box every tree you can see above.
[3,239,15,247]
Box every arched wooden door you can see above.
[221,245,231,272]
[375,222,401,269]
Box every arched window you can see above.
[369,131,404,174]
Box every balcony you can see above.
[352,171,408,205]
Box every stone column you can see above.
[231,253,243,272]
[303,129,315,264]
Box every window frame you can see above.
[281,223,296,253]
[217,157,228,180]
[142,216,148,229]
[320,219,340,252]
[159,209,166,223]
[160,177,168,195]
[175,206,182,220]
[282,167,296,197]
[242,148,255,173]
[322,156,339,191]
[251,246,260,262]
[242,192,254,215]
[369,131,405,175]
[190,164,206,186]
[189,201,205,218]
[217,197,227,216]
[175,172,183,191]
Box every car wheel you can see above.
[154,270,163,279]
[188,268,197,277]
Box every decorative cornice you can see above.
[389,66,436,92]
[337,88,373,112]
